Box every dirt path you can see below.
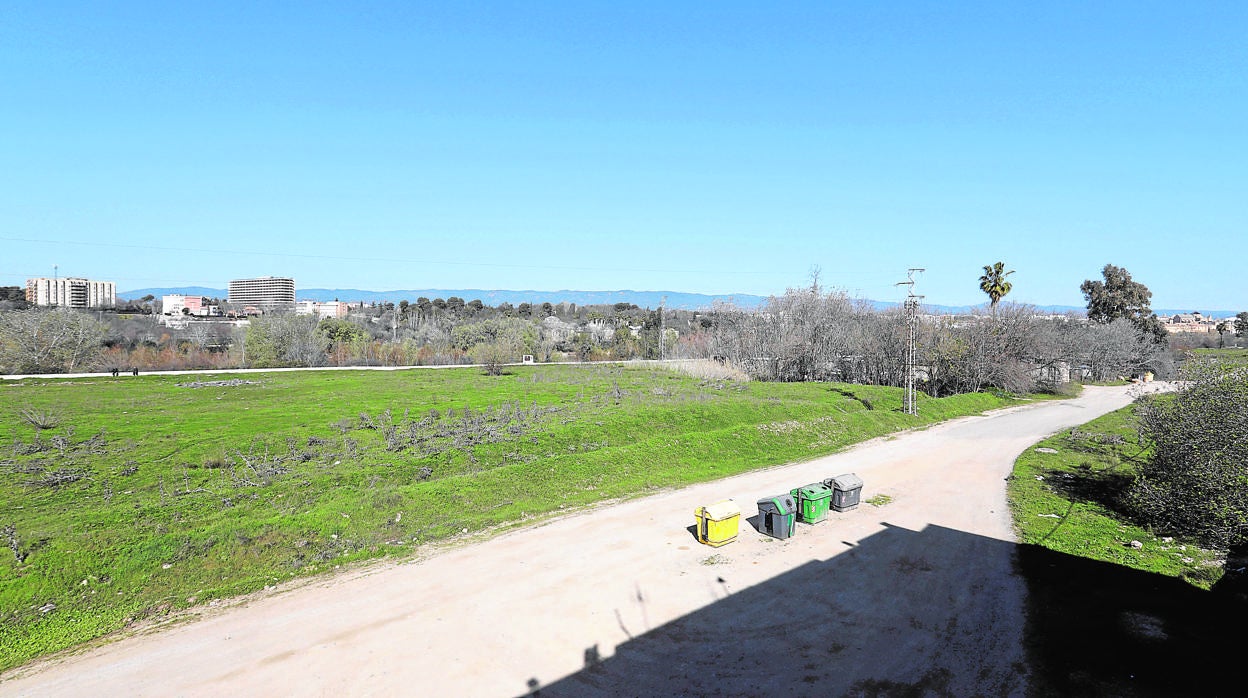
[1,385,1156,697]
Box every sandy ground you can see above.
[0,385,1158,697]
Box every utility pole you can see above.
[895,268,925,416]
[659,296,667,361]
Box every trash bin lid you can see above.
[829,473,863,491]
[756,494,795,515]
[700,499,741,520]
[794,483,832,499]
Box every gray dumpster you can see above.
[824,473,864,512]
[756,494,797,540]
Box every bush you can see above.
[1128,360,1248,548]
[470,341,516,376]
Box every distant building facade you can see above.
[26,277,116,308]
[295,300,350,320]
[228,277,295,311]
[162,294,221,317]
[1164,311,1220,334]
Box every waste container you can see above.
[694,499,741,547]
[824,473,864,512]
[790,483,833,524]
[756,494,797,540]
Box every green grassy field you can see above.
[1189,347,1248,367]
[1009,407,1222,586]
[0,364,1020,671]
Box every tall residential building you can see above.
[26,277,116,308]
[228,276,296,310]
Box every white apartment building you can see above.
[227,276,295,310]
[26,277,116,308]
[295,300,350,319]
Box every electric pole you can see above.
[895,268,925,416]
[659,296,667,361]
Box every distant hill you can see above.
[118,287,1240,318]
[120,287,769,310]
[120,286,223,300]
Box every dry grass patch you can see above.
[665,359,750,382]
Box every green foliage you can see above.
[1128,361,1248,548]
[0,365,1022,670]
[978,261,1014,308]
[317,318,368,346]
[450,317,537,353]
[0,287,28,303]
[1009,407,1222,587]
[1080,264,1166,344]
[1190,348,1248,368]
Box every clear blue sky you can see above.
[2,2,1244,310]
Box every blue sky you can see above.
[2,2,1244,309]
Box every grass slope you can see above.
[2,364,1017,671]
[1009,403,1241,696]
[1009,407,1222,585]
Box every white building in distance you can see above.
[295,300,350,320]
[26,277,116,308]
[162,294,221,317]
[228,277,295,311]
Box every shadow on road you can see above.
[1019,543,1245,697]
[522,523,1022,697]
[518,524,1245,697]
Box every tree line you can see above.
[0,299,688,375]
[1,264,1239,399]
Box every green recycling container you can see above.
[790,482,833,524]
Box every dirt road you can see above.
[1,385,1153,697]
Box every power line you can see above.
[0,235,797,278]
[0,235,895,280]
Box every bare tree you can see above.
[0,308,109,373]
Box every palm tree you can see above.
[979,262,1014,314]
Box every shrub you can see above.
[1127,360,1248,548]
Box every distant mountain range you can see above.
[117,287,1239,318]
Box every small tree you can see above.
[1216,321,1230,348]
[471,341,516,376]
[1236,311,1248,339]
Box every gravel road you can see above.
[1,385,1155,697]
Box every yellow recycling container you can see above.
[694,499,741,547]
